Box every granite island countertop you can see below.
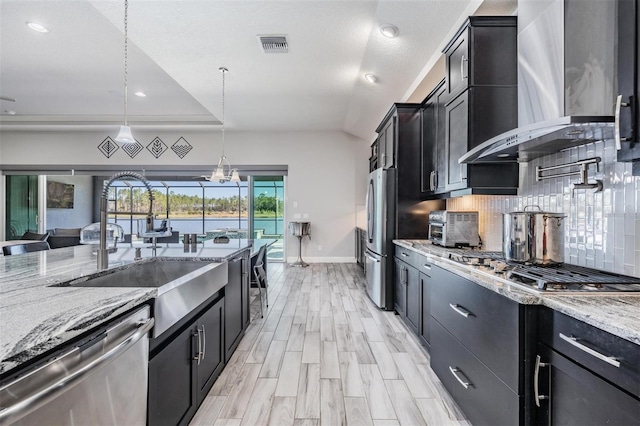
[0,240,254,377]
[394,239,640,346]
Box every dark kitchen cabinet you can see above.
[148,295,225,426]
[369,138,378,172]
[225,251,250,362]
[148,322,197,426]
[617,0,640,166]
[444,85,519,194]
[442,16,519,195]
[196,297,225,403]
[375,103,421,200]
[534,343,640,426]
[404,261,420,334]
[419,270,431,347]
[393,257,407,319]
[444,16,518,99]
[535,307,640,425]
[378,118,394,169]
[429,264,526,425]
[420,79,448,197]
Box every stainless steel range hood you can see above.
[460,0,616,164]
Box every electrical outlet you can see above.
[303,213,309,219]
[293,201,298,208]
[294,213,301,219]
[317,245,323,251]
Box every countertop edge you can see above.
[393,240,640,346]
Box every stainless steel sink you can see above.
[56,260,228,338]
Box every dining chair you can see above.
[3,241,51,256]
[253,245,269,318]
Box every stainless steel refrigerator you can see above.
[364,168,396,309]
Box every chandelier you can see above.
[204,67,240,183]
[115,0,135,144]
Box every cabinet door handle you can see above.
[559,333,620,367]
[449,366,472,389]
[449,303,472,318]
[614,94,630,150]
[429,171,435,191]
[534,355,548,407]
[201,324,206,360]
[460,55,468,80]
[193,330,202,365]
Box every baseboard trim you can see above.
[285,256,356,264]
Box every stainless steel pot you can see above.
[503,205,565,264]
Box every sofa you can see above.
[47,228,81,249]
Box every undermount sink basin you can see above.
[66,261,212,289]
[54,260,228,338]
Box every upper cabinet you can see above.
[617,0,640,166]
[442,16,519,195]
[444,16,519,100]
[420,80,448,197]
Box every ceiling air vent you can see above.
[259,36,288,53]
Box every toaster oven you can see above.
[428,210,480,247]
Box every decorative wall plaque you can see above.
[98,137,119,158]
[146,137,168,158]
[122,140,144,158]
[171,137,193,159]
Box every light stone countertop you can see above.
[394,239,640,346]
[0,240,253,376]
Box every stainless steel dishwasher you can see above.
[0,306,154,426]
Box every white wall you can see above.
[0,129,371,261]
[45,175,94,231]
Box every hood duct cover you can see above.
[259,36,288,53]
[461,0,616,164]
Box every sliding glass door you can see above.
[251,176,284,261]
[5,175,39,239]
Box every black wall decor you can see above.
[122,140,144,158]
[98,137,120,158]
[147,137,168,158]
[171,137,193,159]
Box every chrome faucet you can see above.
[98,171,154,270]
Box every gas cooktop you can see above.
[445,249,640,293]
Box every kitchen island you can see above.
[0,239,258,378]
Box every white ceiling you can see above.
[0,0,509,141]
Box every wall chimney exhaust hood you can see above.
[460,0,616,164]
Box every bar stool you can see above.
[3,241,51,256]
[253,245,269,318]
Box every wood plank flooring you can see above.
[190,263,469,426]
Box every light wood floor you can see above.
[190,263,470,426]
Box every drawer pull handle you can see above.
[534,355,548,407]
[449,303,472,318]
[449,366,472,389]
[401,252,409,257]
[559,333,620,368]
[423,263,431,270]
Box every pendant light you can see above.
[115,0,135,143]
[205,67,240,183]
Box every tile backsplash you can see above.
[447,138,640,278]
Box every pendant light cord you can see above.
[123,0,129,126]
[220,67,227,158]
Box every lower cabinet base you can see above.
[430,319,521,426]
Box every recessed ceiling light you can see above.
[497,153,510,158]
[26,22,49,33]
[364,74,378,84]
[134,91,146,97]
[4,110,16,115]
[380,24,399,38]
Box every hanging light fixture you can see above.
[115,0,135,144]
[204,67,240,183]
